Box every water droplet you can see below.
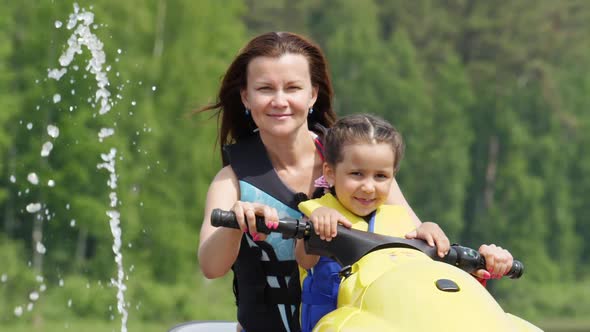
[98,128,115,142]
[48,180,55,187]
[48,68,67,81]
[27,173,39,185]
[26,123,33,130]
[29,292,39,301]
[151,85,156,91]
[1,274,7,282]
[47,125,60,138]
[9,175,16,183]
[41,142,54,157]
[26,203,42,213]
[55,20,63,28]
[53,94,61,103]
[14,306,23,316]
[36,242,46,254]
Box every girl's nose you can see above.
[361,181,375,193]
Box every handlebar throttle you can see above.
[210,208,271,234]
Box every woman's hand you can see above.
[231,201,279,242]
[308,207,352,241]
[405,222,450,258]
[473,244,514,282]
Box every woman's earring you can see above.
[245,108,250,116]
[308,108,314,115]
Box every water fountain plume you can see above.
[48,3,128,331]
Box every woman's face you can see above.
[240,53,318,138]
[324,142,395,217]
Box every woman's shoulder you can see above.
[208,166,239,191]
[214,165,237,181]
[207,165,239,202]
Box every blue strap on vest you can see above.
[224,133,304,332]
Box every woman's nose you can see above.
[270,91,288,108]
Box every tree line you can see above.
[1,0,589,325]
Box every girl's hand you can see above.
[474,244,513,281]
[308,207,352,241]
[231,201,279,242]
[405,222,450,258]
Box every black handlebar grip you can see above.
[480,255,525,279]
[210,209,240,229]
[210,208,271,234]
[450,245,524,279]
[506,260,524,279]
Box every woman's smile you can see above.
[267,113,294,120]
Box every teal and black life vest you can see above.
[224,132,325,332]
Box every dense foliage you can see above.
[1,0,589,328]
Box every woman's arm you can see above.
[387,178,421,227]
[389,178,451,257]
[198,166,243,279]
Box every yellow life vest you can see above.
[297,193,416,237]
[297,193,417,332]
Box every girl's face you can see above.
[324,142,395,217]
[240,53,318,138]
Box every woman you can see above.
[197,31,452,332]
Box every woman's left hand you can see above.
[474,244,513,282]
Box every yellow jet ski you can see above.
[211,209,543,332]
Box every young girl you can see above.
[294,114,514,332]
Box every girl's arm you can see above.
[295,239,320,270]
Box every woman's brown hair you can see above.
[199,32,336,157]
